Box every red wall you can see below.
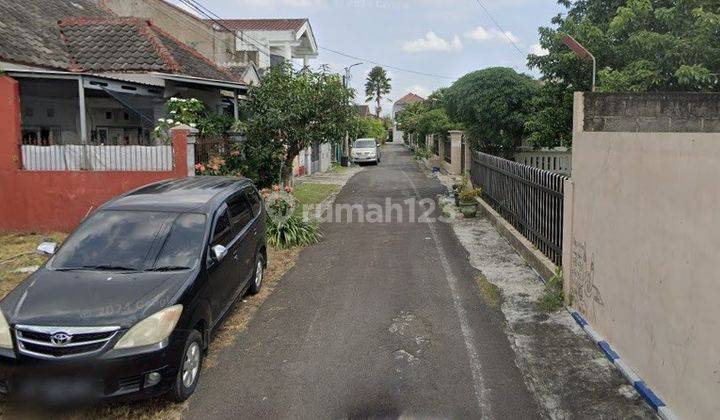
[0,76,189,232]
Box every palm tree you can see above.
[365,66,391,118]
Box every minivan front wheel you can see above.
[168,330,203,402]
[248,253,265,295]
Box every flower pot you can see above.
[459,201,478,218]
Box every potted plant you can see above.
[453,172,470,207]
[458,187,481,218]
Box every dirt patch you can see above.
[0,232,66,300]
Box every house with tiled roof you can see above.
[102,0,318,72]
[392,92,426,144]
[0,0,247,147]
[206,18,318,69]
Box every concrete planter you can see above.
[459,201,478,218]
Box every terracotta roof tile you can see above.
[395,92,426,105]
[208,18,307,32]
[0,0,108,70]
[0,0,239,83]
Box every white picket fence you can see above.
[21,144,173,171]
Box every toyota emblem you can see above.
[50,332,72,346]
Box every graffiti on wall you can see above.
[570,240,604,320]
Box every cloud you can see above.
[402,32,463,53]
[464,26,521,45]
[529,43,549,56]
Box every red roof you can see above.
[395,92,425,105]
[208,18,308,32]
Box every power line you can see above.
[174,0,457,81]
[175,0,274,60]
[472,0,526,58]
[320,47,456,81]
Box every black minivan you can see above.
[0,177,266,404]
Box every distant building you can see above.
[355,105,372,118]
[392,93,425,143]
[102,0,318,78]
[209,19,318,69]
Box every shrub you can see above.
[267,216,322,249]
[458,188,481,203]
[539,268,565,312]
[413,147,432,161]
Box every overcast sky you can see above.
[172,0,564,113]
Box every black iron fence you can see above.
[195,136,229,164]
[470,151,567,266]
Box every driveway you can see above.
[187,143,542,418]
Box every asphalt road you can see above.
[187,144,542,419]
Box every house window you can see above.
[105,111,112,120]
[46,108,55,118]
[123,112,130,121]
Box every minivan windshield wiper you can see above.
[54,265,139,272]
[145,266,192,272]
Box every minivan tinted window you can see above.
[50,211,206,272]
[245,187,262,216]
[227,192,253,230]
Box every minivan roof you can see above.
[102,176,253,214]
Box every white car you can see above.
[351,138,381,165]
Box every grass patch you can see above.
[475,272,502,309]
[293,183,341,207]
[292,183,340,218]
[328,163,349,173]
[538,268,565,312]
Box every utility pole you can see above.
[342,62,363,166]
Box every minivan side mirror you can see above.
[211,244,228,261]
[37,242,57,256]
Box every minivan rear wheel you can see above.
[168,330,203,402]
[248,253,265,295]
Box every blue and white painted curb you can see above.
[567,309,678,420]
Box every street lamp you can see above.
[343,62,363,87]
[562,35,596,92]
[340,62,362,166]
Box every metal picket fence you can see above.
[470,151,567,265]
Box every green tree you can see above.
[365,66,392,118]
[355,116,388,143]
[241,63,356,187]
[444,67,539,158]
[527,0,720,148]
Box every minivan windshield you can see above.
[50,210,207,272]
[354,139,376,149]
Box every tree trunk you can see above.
[281,155,294,186]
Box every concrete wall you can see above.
[564,92,720,419]
[0,77,189,232]
[102,0,234,65]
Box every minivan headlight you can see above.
[114,305,183,349]
[0,310,12,349]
